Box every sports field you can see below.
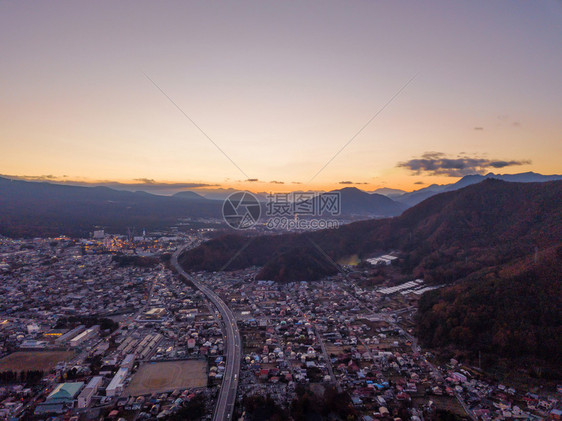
[0,351,74,372]
[125,360,207,395]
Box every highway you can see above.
[172,245,241,421]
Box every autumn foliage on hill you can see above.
[177,180,562,374]
[180,180,562,284]
[256,246,337,282]
[180,180,562,369]
[416,245,562,370]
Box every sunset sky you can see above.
[1,1,561,194]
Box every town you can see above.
[0,234,559,420]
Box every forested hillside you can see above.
[416,245,562,374]
[180,180,562,284]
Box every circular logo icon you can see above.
[222,191,261,229]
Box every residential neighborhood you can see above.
[0,236,560,420]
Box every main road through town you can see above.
[172,245,241,421]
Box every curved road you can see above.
[172,246,241,421]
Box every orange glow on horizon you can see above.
[2,173,529,195]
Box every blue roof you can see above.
[47,382,84,402]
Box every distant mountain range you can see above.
[296,187,407,218]
[180,179,562,283]
[183,171,562,210]
[0,177,222,237]
[369,187,406,198]
[172,190,208,201]
[0,180,409,237]
[378,171,562,207]
[1,171,561,237]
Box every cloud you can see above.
[397,152,531,177]
[414,181,425,185]
[269,180,284,184]
[498,114,522,128]
[487,160,530,168]
[291,181,302,184]
[245,178,259,182]
[133,178,156,184]
[7,174,57,182]
[474,127,484,131]
[339,181,368,185]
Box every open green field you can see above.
[125,360,207,395]
[0,351,74,372]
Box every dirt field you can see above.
[413,395,467,417]
[325,344,345,355]
[125,360,207,395]
[0,351,74,372]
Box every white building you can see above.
[106,368,128,397]
[93,230,105,239]
[367,254,398,266]
[69,325,99,348]
[120,354,135,371]
[20,339,46,349]
[56,325,86,344]
[26,323,40,334]
[77,376,103,408]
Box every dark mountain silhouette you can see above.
[332,187,407,217]
[179,180,562,284]
[0,177,222,237]
[369,187,407,198]
[257,247,337,282]
[394,184,448,207]
[172,190,210,201]
[396,171,562,207]
[194,188,268,202]
[295,187,407,218]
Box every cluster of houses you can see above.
[0,236,223,419]
[194,270,562,421]
[0,237,560,420]
[0,238,155,332]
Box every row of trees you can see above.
[242,386,357,421]
[0,370,43,385]
[55,315,119,334]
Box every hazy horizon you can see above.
[3,169,561,198]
